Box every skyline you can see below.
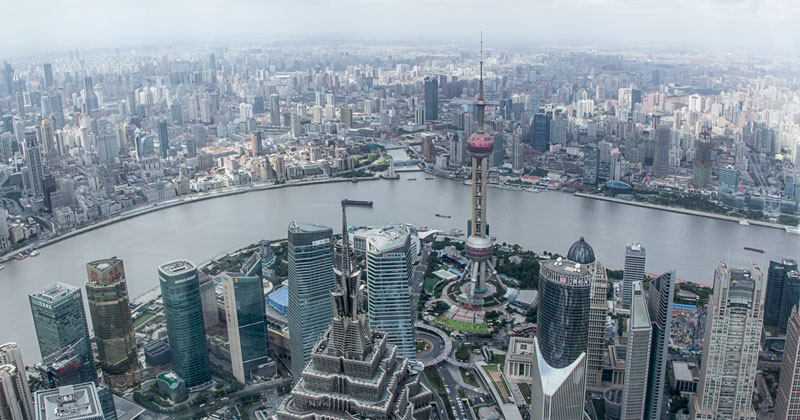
[4,0,800,56]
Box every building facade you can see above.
[287,222,335,381]
[622,243,646,309]
[530,336,586,420]
[221,252,270,383]
[691,263,762,420]
[365,224,415,360]
[620,282,652,420]
[0,343,33,420]
[537,258,592,368]
[0,364,30,420]
[764,259,799,331]
[776,301,800,420]
[85,259,140,387]
[158,260,211,390]
[645,271,675,420]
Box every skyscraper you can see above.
[287,222,335,381]
[23,129,45,197]
[43,63,53,90]
[85,259,140,387]
[276,206,432,420]
[620,282,652,420]
[537,258,592,368]
[158,260,211,390]
[270,94,280,126]
[423,77,438,121]
[653,126,670,178]
[531,113,551,151]
[170,103,183,126]
[622,243,646,309]
[365,224,415,360]
[458,46,496,308]
[83,77,99,112]
[157,119,168,159]
[221,252,270,383]
[0,364,28,420]
[776,300,800,420]
[691,263,762,420]
[644,270,675,420]
[29,283,94,364]
[692,129,713,187]
[250,132,262,157]
[530,336,586,420]
[340,105,353,129]
[0,343,34,420]
[764,259,799,331]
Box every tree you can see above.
[455,345,471,361]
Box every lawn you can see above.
[133,312,155,328]
[492,354,505,365]
[481,364,512,404]
[424,277,440,294]
[436,317,489,334]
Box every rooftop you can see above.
[32,283,78,302]
[158,260,196,275]
[35,383,102,420]
[366,224,410,253]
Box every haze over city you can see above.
[4,0,800,54]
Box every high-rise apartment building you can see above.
[718,166,739,195]
[622,243,646,309]
[287,222,335,381]
[0,364,28,420]
[158,260,211,390]
[776,300,800,420]
[764,259,800,331]
[340,105,352,129]
[365,224,415,360]
[424,77,438,121]
[0,343,34,420]
[644,271,675,420]
[221,252,270,383]
[85,259,140,387]
[691,263,762,420]
[621,282,652,420]
[43,63,53,90]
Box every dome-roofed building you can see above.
[568,237,596,264]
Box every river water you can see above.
[2,157,798,362]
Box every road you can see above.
[412,244,432,321]
[440,365,476,420]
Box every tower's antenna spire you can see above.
[479,32,484,101]
[477,33,486,133]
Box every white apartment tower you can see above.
[691,263,762,420]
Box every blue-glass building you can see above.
[158,260,211,390]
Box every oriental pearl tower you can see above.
[458,38,496,309]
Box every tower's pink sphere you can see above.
[467,132,494,154]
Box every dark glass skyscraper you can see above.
[287,222,335,381]
[531,113,551,151]
[424,77,438,121]
[537,259,592,368]
[29,283,94,363]
[644,271,675,420]
[85,258,140,384]
[221,252,269,383]
[765,259,799,331]
[158,260,211,390]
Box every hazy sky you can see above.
[3,0,799,56]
